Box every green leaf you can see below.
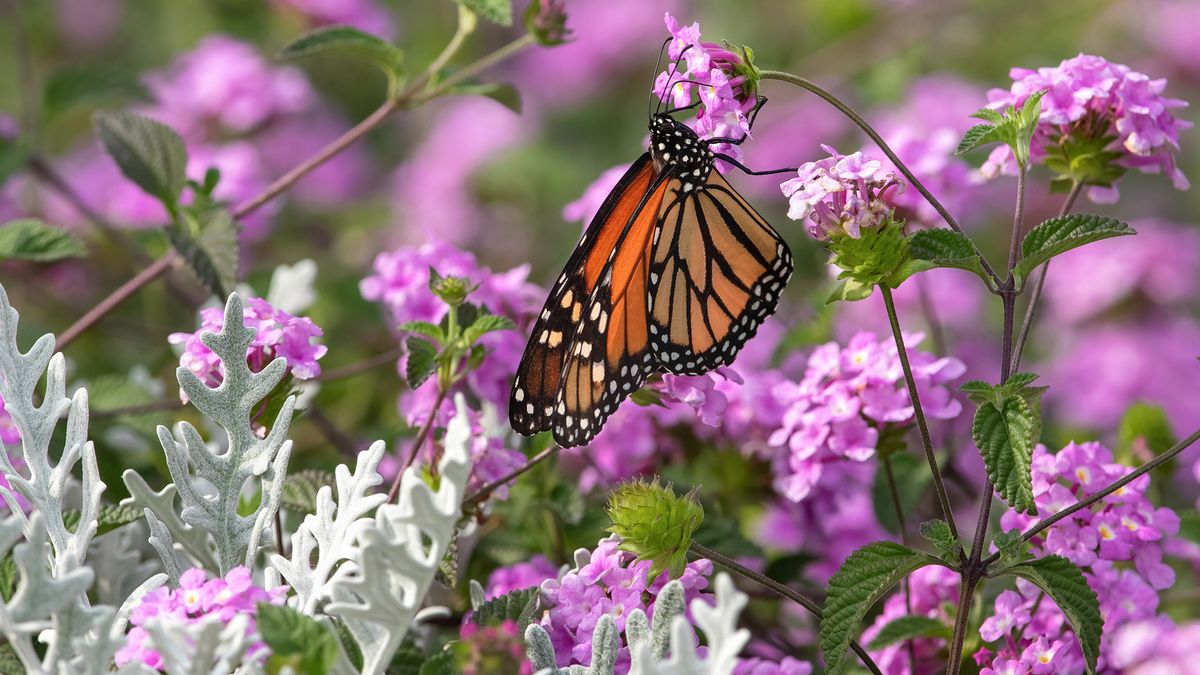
[43,65,148,119]
[821,541,938,675]
[471,587,540,631]
[460,0,513,25]
[405,337,438,390]
[93,110,188,206]
[1014,215,1135,288]
[906,229,992,288]
[955,123,1006,155]
[872,452,930,535]
[96,503,144,536]
[281,470,335,515]
[463,314,516,344]
[991,529,1031,568]
[629,387,668,408]
[0,553,16,602]
[279,26,404,73]
[397,321,445,344]
[1116,403,1177,471]
[445,82,522,114]
[167,208,240,298]
[866,615,952,650]
[0,219,86,262]
[417,651,459,675]
[0,640,21,675]
[918,520,960,563]
[826,277,874,304]
[1043,134,1125,188]
[1012,91,1046,166]
[970,107,1005,125]
[1001,556,1102,674]
[257,602,340,675]
[972,394,1037,515]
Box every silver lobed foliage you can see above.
[525,573,750,675]
[129,293,295,575]
[326,395,475,675]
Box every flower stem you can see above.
[388,386,448,503]
[317,347,404,382]
[879,285,960,542]
[882,453,919,671]
[1010,181,1083,371]
[759,69,1002,287]
[689,541,884,675]
[463,444,562,509]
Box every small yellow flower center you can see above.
[1098,523,1116,540]
[1075,467,1091,484]
[184,591,201,606]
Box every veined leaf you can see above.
[918,520,959,563]
[956,123,1006,155]
[397,321,445,344]
[0,219,86,262]
[257,602,340,675]
[973,395,1037,515]
[905,229,992,288]
[279,26,404,74]
[1000,556,1101,674]
[167,209,240,299]
[463,314,516,344]
[405,337,438,390]
[460,0,513,25]
[93,110,188,207]
[471,587,540,631]
[281,469,335,515]
[1013,215,1135,288]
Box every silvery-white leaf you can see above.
[143,613,252,675]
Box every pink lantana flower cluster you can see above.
[983,54,1192,202]
[781,146,904,240]
[538,536,713,674]
[768,331,964,501]
[168,296,327,395]
[653,13,757,163]
[862,565,961,674]
[977,442,1183,672]
[115,566,284,670]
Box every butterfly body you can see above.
[509,112,792,448]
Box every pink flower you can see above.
[780,146,903,239]
[273,0,396,39]
[168,296,327,395]
[0,394,19,446]
[115,566,284,669]
[563,164,631,226]
[486,556,560,599]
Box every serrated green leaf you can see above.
[960,380,1002,408]
[463,314,516,344]
[826,277,874,304]
[386,635,423,675]
[918,520,959,563]
[1001,556,1101,674]
[460,0,513,25]
[970,107,1005,124]
[906,229,992,288]
[281,470,335,514]
[973,395,1037,515]
[873,452,929,535]
[0,219,86,262]
[1013,215,1135,288]
[821,541,938,675]
[417,651,459,675]
[405,337,438,390]
[97,503,144,535]
[397,321,445,344]
[866,615,952,650]
[0,640,20,674]
[1001,372,1040,391]
[990,529,1031,568]
[1012,91,1046,166]
[258,602,340,675]
[279,26,404,73]
[167,208,240,298]
[472,587,540,630]
[93,110,188,206]
[445,82,522,114]
[956,123,1006,155]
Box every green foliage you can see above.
[606,479,704,582]
[0,554,15,602]
[460,0,513,26]
[1000,556,1102,673]
[257,602,341,675]
[963,374,1046,514]
[826,219,910,295]
[429,270,476,308]
[398,321,446,343]
[956,91,1045,166]
[0,641,20,675]
[471,587,540,630]
[901,228,993,289]
[281,470,336,515]
[990,529,1031,568]
[872,451,930,535]
[405,336,438,389]
[0,219,86,262]
[1013,214,1135,289]
[820,541,938,675]
[279,25,405,76]
[166,208,241,298]
[417,651,459,675]
[462,314,516,344]
[93,110,188,208]
[1043,134,1126,191]
[866,615,951,650]
[918,520,960,564]
[61,503,144,537]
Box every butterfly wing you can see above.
[648,170,792,375]
[510,153,663,438]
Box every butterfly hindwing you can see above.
[647,170,793,375]
[509,154,658,437]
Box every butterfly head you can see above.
[649,114,714,181]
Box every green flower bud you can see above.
[429,268,476,308]
[827,218,910,288]
[607,479,704,583]
[524,0,571,47]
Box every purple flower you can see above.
[734,657,813,675]
[257,110,373,208]
[116,566,284,669]
[982,54,1191,202]
[168,296,327,395]
[1109,616,1200,674]
[1147,1,1200,75]
[861,565,959,675]
[486,556,560,599]
[780,146,903,240]
[659,369,742,427]
[539,535,713,673]
[562,403,674,493]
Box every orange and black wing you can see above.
[510,153,668,442]
[647,170,792,375]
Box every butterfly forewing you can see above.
[648,170,793,375]
[509,154,658,437]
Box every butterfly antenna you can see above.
[655,45,693,116]
[649,38,671,120]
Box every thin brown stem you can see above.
[318,347,403,382]
[55,252,177,351]
[386,386,448,503]
[882,454,918,670]
[463,444,561,509]
[759,69,1002,287]
[879,286,960,542]
[690,542,883,675]
[306,405,359,458]
[1011,181,1083,371]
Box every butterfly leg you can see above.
[712,153,797,176]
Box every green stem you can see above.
[882,453,919,671]
[879,286,960,542]
[689,542,884,675]
[759,69,1002,287]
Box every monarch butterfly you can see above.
[509,59,794,449]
